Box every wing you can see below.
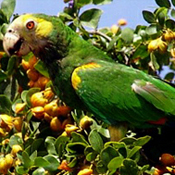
[71,60,175,127]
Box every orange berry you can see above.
[26,68,39,81]
[44,112,53,123]
[31,106,45,119]
[117,18,127,26]
[44,100,59,116]
[28,56,38,69]
[30,92,48,107]
[13,117,23,132]
[28,80,35,87]
[57,106,71,116]
[160,153,175,166]
[21,59,30,70]
[37,76,50,90]
[58,160,72,171]
[50,117,62,131]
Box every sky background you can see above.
[0,0,157,29]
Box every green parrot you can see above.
[3,13,175,128]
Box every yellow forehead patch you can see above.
[71,62,101,90]
[15,14,53,38]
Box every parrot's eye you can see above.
[26,21,35,30]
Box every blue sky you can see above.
[1,0,157,29]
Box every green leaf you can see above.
[165,19,175,29]
[93,0,112,5]
[0,70,7,82]
[96,160,107,174]
[120,28,134,44]
[55,135,70,157]
[100,146,119,165]
[44,155,60,171]
[156,7,168,25]
[34,157,50,167]
[76,0,91,8]
[89,129,103,153]
[71,132,89,145]
[164,72,175,81]
[6,56,17,76]
[127,146,141,158]
[172,0,175,6]
[32,168,45,175]
[119,158,139,175]
[120,137,137,145]
[146,24,158,35]
[1,0,16,21]
[150,52,160,70]
[15,166,29,175]
[30,138,44,153]
[155,0,171,8]
[107,157,124,171]
[45,136,57,155]
[80,8,103,29]
[9,135,23,147]
[34,60,49,78]
[133,136,151,146]
[22,151,33,169]
[0,94,12,114]
[171,9,175,19]
[66,142,87,153]
[142,10,156,23]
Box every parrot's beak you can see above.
[3,29,31,56]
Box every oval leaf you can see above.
[121,28,134,43]
[155,0,171,8]
[89,129,103,153]
[142,10,156,23]
[80,8,103,29]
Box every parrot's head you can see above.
[3,13,66,59]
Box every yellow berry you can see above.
[79,116,93,129]
[111,24,119,34]
[77,168,93,175]
[65,124,79,135]
[15,103,26,114]
[13,117,23,132]
[11,145,23,156]
[5,154,13,169]
[44,100,59,116]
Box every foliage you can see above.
[0,0,175,174]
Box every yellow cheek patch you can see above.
[71,62,101,90]
[36,19,53,38]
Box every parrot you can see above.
[3,13,175,129]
